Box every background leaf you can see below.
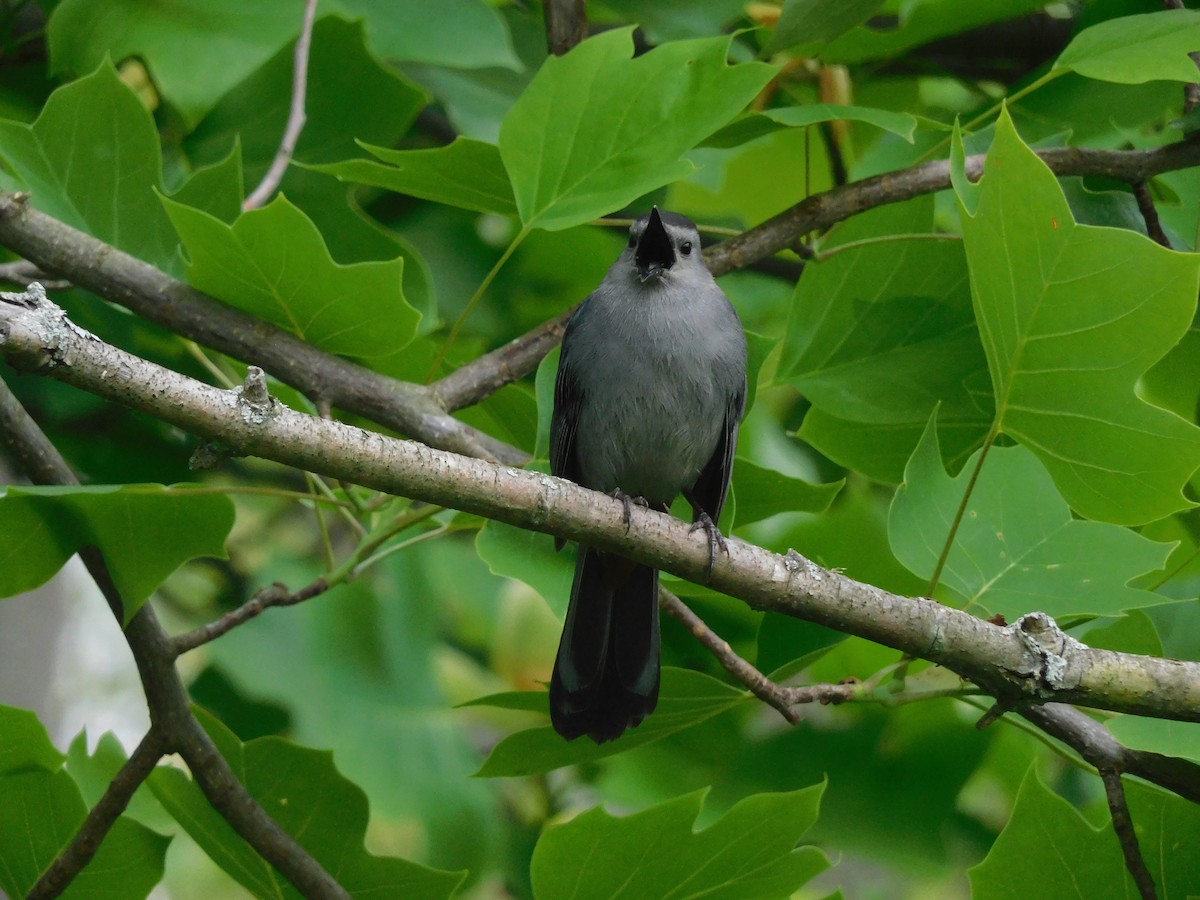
[1054,9,1200,85]
[954,110,1200,525]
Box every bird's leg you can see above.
[689,510,728,581]
[612,488,651,533]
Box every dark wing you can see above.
[685,378,746,527]
[550,304,589,548]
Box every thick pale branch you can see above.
[0,193,523,464]
[4,288,1199,727]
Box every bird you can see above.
[548,206,748,744]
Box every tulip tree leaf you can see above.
[705,104,921,148]
[499,28,775,231]
[730,458,842,527]
[765,0,886,55]
[0,705,64,776]
[49,0,304,128]
[969,767,1130,899]
[953,109,1200,525]
[163,195,421,362]
[1054,9,1200,85]
[0,767,169,899]
[149,708,465,899]
[531,783,829,900]
[473,668,747,777]
[889,418,1171,619]
[0,62,241,273]
[311,137,517,217]
[0,484,234,624]
[781,195,992,483]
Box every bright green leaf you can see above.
[1106,716,1200,765]
[1124,779,1200,896]
[765,0,886,55]
[731,458,842,527]
[782,196,991,483]
[331,0,521,70]
[969,766,1129,899]
[149,708,466,899]
[499,29,775,230]
[0,768,169,899]
[531,783,828,900]
[311,137,518,217]
[474,668,747,777]
[889,419,1172,619]
[1055,10,1200,86]
[0,484,234,624]
[0,62,241,273]
[954,110,1200,525]
[705,104,921,148]
[0,705,64,775]
[164,195,421,362]
[477,518,575,619]
[49,0,304,128]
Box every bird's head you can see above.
[628,207,703,284]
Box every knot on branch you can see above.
[229,366,277,426]
[1004,611,1084,698]
[0,282,98,370]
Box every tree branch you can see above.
[0,193,525,464]
[243,0,318,211]
[5,287,1200,741]
[1100,768,1158,900]
[544,0,587,56]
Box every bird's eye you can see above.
[680,241,693,256]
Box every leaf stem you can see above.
[426,224,531,381]
[927,423,999,596]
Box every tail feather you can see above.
[549,547,660,743]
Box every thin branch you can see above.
[1132,181,1173,248]
[0,193,526,464]
[243,0,318,211]
[27,729,168,899]
[6,290,1200,741]
[172,579,330,655]
[0,258,68,289]
[0,370,350,899]
[1101,768,1158,900]
[660,589,800,723]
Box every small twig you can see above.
[26,729,168,899]
[1100,768,1158,900]
[1132,181,1172,248]
[544,0,587,56]
[243,0,318,210]
[172,578,330,655]
[660,588,800,723]
[0,258,68,289]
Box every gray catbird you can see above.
[549,207,748,743]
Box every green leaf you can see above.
[1054,10,1200,86]
[531,783,828,900]
[499,29,775,230]
[311,137,518,217]
[330,0,521,70]
[1124,779,1200,896]
[0,768,169,899]
[49,0,305,128]
[969,766,1128,899]
[164,195,421,362]
[889,419,1172,619]
[705,104,921,148]
[474,668,747,777]
[0,704,64,775]
[731,458,842,528]
[1105,716,1200,765]
[0,62,241,273]
[477,522,575,620]
[765,0,886,55]
[0,484,235,623]
[782,195,991,483]
[954,110,1200,525]
[149,707,466,899]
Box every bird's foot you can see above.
[612,489,651,533]
[689,511,728,581]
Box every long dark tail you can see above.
[549,547,660,743]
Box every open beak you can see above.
[635,207,675,282]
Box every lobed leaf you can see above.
[1054,9,1200,85]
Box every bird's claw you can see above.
[689,511,728,581]
[612,489,651,533]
